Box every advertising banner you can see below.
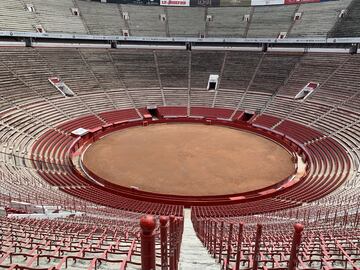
[251,0,284,5]
[219,0,251,6]
[284,0,319,4]
[160,0,190,5]
[191,0,220,6]
[105,0,160,4]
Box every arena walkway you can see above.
[179,209,220,270]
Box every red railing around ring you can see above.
[68,117,309,207]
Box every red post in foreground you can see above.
[288,223,304,270]
[225,223,233,269]
[140,215,157,270]
[169,215,176,270]
[160,216,169,270]
[252,224,262,270]
[235,222,244,270]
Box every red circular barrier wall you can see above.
[69,117,306,206]
[31,107,351,213]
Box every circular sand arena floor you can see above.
[83,124,294,196]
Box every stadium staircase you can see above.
[179,209,220,270]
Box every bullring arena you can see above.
[83,123,294,196]
[0,0,360,269]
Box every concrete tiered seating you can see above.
[0,162,94,212]
[22,104,349,217]
[287,100,329,126]
[26,0,86,33]
[330,0,360,38]
[0,0,37,32]
[75,0,125,35]
[247,5,296,38]
[289,0,352,37]
[36,48,102,95]
[309,55,360,105]
[190,51,225,108]
[0,47,359,269]
[167,7,205,37]
[121,5,166,37]
[248,53,302,94]
[219,52,263,91]
[0,60,42,105]
[276,53,349,98]
[240,92,272,112]
[78,49,123,90]
[27,110,182,215]
[155,51,189,106]
[207,7,251,38]
[108,50,159,89]
[0,0,357,38]
[0,48,60,99]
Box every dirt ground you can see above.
[83,123,294,196]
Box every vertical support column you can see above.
[343,210,348,227]
[225,223,233,269]
[200,220,205,242]
[140,215,157,270]
[252,224,262,270]
[174,217,180,270]
[288,223,304,270]
[212,221,217,258]
[169,215,176,270]
[160,216,169,270]
[208,221,213,252]
[206,220,210,251]
[204,220,209,248]
[333,210,338,226]
[218,221,225,263]
[235,222,244,270]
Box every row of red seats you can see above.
[191,204,360,270]
[0,214,183,270]
[31,107,349,218]
[31,111,183,216]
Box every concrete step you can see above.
[179,209,220,270]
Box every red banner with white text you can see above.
[160,0,190,5]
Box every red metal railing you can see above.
[140,215,184,270]
[191,207,360,270]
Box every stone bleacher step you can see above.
[179,209,220,270]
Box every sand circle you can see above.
[83,123,294,196]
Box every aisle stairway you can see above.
[179,209,220,270]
